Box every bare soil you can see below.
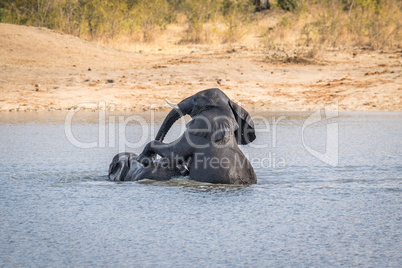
[1,23,401,112]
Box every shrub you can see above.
[277,0,300,11]
[220,0,254,43]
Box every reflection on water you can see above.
[0,111,401,267]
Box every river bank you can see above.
[1,23,401,112]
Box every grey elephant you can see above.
[109,88,257,184]
[138,88,257,184]
[108,152,188,182]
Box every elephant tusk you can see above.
[165,99,180,110]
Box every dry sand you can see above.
[1,23,401,112]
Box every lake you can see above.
[0,111,401,267]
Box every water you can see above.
[0,111,401,267]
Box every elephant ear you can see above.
[211,118,238,142]
[187,116,237,143]
[229,100,256,145]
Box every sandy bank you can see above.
[1,23,401,112]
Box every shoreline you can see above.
[2,110,401,125]
[2,107,402,113]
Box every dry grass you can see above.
[1,0,401,58]
[111,6,399,61]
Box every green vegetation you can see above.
[277,0,300,11]
[0,0,400,49]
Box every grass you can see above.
[1,0,401,57]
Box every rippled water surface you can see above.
[0,111,401,267]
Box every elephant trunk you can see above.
[155,108,183,142]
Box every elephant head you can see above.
[155,88,256,145]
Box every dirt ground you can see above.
[1,23,401,112]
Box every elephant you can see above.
[137,88,257,185]
[108,152,189,182]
